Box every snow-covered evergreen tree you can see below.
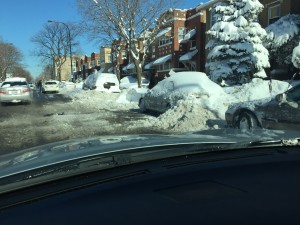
[206,0,269,85]
[264,14,300,69]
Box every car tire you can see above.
[237,111,260,130]
[1,102,6,106]
[139,98,147,113]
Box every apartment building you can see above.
[91,52,101,71]
[144,8,206,80]
[60,57,76,81]
[99,47,112,72]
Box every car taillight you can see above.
[23,89,30,93]
[0,90,7,94]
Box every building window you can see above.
[268,4,280,25]
[210,10,217,27]
[159,36,172,46]
[97,60,101,66]
[152,46,156,59]
[107,55,112,63]
[178,27,186,41]
[190,40,196,49]
[158,62,171,71]
[122,51,126,59]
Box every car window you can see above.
[2,82,27,86]
[286,85,300,102]
[2,1,300,214]
[45,82,58,85]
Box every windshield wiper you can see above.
[248,138,300,147]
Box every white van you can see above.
[83,72,120,93]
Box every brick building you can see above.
[145,7,206,81]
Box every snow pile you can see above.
[61,73,292,134]
[63,88,138,110]
[152,100,221,133]
[116,88,148,103]
[224,78,290,102]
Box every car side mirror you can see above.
[275,93,284,103]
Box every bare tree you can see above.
[0,41,22,80]
[36,64,55,81]
[13,66,33,82]
[77,0,179,87]
[31,22,80,81]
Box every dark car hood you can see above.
[1,129,300,177]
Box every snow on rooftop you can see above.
[156,27,172,37]
[153,54,172,65]
[179,49,198,61]
[180,29,196,43]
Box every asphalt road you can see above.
[0,91,156,155]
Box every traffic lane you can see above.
[33,90,72,104]
[0,98,157,155]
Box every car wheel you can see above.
[1,102,6,106]
[139,98,147,113]
[237,111,260,130]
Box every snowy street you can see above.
[1,75,296,155]
[0,90,158,155]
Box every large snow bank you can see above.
[62,76,293,134]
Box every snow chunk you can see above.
[292,43,300,69]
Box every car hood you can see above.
[1,129,300,177]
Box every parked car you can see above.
[83,72,120,93]
[28,82,36,90]
[138,71,225,114]
[225,84,300,130]
[119,76,149,90]
[59,81,76,89]
[0,77,32,105]
[42,80,60,93]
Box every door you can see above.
[264,85,300,130]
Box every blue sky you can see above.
[0,0,206,78]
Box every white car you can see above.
[42,80,60,93]
[120,76,149,90]
[83,72,120,93]
[138,71,225,114]
[0,77,33,105]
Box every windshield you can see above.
[0,0,300,191]
[1,82,28,87]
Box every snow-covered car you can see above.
[42,80,60,93]
[138,71,225,114]
[83,72,120,93]
[225,84,300,130]
[120,76,149,90]
[0,77,33,105]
